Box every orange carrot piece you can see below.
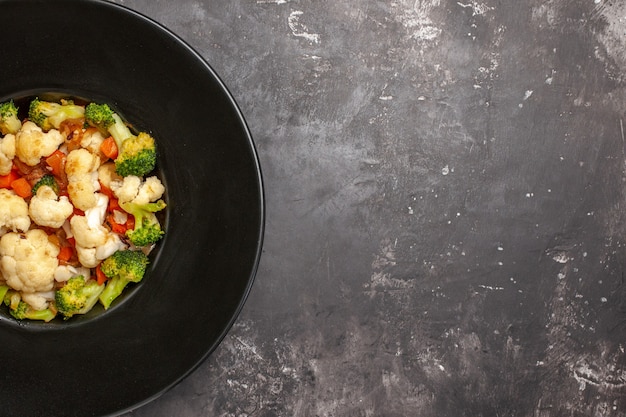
[108,197,120,213]
[10,177,32,198]
[107,213,127,235]
[57,246,74,262]
[0,171,20,189]
[100,136,118,159]
[99,182,114,199]
[45,150,66,178]
[95,264,108,285]
[125,215,135,231]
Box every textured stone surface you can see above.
[115,0,626,415]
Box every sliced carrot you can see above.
[0,171,20,189]
[45,150,66,178]
[10,177,32,198]
[67,237,76,247]
[57,246,74,262]
[100,136,118,160]
[95,264,108,285]
[107,213,127,235]
[99,182,114,199]
[108,197,120,213]
[125,215,135,231]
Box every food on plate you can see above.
[0,97,166,322]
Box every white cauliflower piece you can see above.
[86,193,108,228]
[80,129,106,155]
[110,175,164,205]
[0,133,16,175]
[110,175,141,203]
[97,162,122,189]
[15,121,64,166]
[28,185,74,228]
[65,148,101,211]
[54,265,90,283]
[21,291,55,311]
[134,176,165,205]
[70,215,107,250]
[74,245,98,268]
[54,266,73,282]
[0,229,59,293]
[70,214,127,268]
[66,148,100,176]
[0,189,31,236]
[95,233,126,260]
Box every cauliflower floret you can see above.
[65,148,101,211]
[110,175,141,203]
[97,162,122,189]
[66,147,101,177]
[95,233,126,259]
[80,128,106,156]
[134,176,165,205]
[15,121,64,166]
[70,215,107,249]
[21,291,55,311]
[110,175,164,205]
[74,245,98,269]
[85,193,108,228]
[28,185,74,228]
[54,265,92,283]
[0,133,16,175]
[0,189,31,236]
[0,229,59,293]
[70,214,126,268]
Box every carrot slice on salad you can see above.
[57,246,74,262]
[0,171,20,189]
[100,136,118,160]
[107,213,128,235]
[45,150,66,178]
[10,177,32,198]
[95,264,108,285]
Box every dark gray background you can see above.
[114,0,626,415]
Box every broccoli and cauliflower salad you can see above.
[0,97,166,322]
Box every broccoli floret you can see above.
[116,132,157,178]
[0,100,22,135]
[55,275,105,319]
[28,97,85,131]
[120,199,166,247]
[2,288,56,322]
[9,301,56,322]
[98,250,149,309]
[31,174,60,195]
[84,102,115,131]
[85,102,157,177]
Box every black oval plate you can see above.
[0,1,264,415]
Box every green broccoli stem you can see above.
[0,285,9,303]
[99,276,131,310]
[108,113,134,149]
[28,98,85,131]
[9,301,57,322]
[25,308,57,322]
[79,287,104,315]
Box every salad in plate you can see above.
[0,97,166,321]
